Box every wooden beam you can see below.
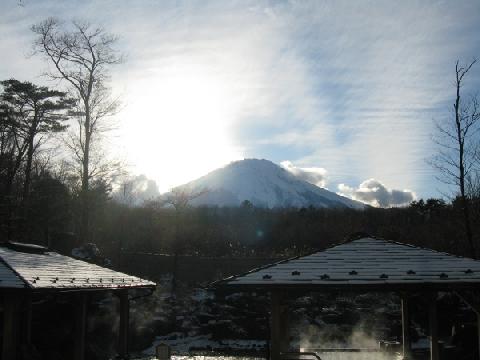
[270,291,281,360]
[401,293,411,360]
[428,292,439,360]
[74,293,87,360]
[118,290,130,359]
[2,294,19,360]
[454,290,480,314]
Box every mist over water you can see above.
[299,326,380,350]
[294,318,401,360]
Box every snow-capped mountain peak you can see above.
[167,159,364,209]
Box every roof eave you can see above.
[28,283,156,293]
[214,281,480,294]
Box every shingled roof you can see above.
[216,237,480,291]
[0,243,155,291]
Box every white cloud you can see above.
[113,174,160,206]
[281,160,327,188]
[338,179,416,208]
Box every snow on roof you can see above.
[218,237,480,290]
[0,244,155,290]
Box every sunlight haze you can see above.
[2,0,480,198]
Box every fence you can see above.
[117,252,281,285]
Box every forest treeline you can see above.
[5,183,476,260]
[102,198,480,259]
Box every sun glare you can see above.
[119,64,243,192]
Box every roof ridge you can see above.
[329,236,474,261]
[338,236,476,261]
[375,237,476,260]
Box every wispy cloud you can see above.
[1,1,479,196]
[236,1,480,198]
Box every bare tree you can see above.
[163,186,208,211]
[432,59,479,258]
[162,186,208,295]
[32,18,122,243]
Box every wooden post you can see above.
[74,293,87,360]
[24,294,32,346]
[429,292,439,360]
[118,290,130,359]
[401,293,411,360]
[477,312,480,360]
[270,291,281,360]
[279,300,290,353]
[2,294,18,360]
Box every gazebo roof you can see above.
[0,243,155,291]
[216,237,480,291]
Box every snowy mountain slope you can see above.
[168,159,364,209]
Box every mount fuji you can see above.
[168,159,364,209]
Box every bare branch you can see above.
[32,18,122,243]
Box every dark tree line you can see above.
[0,79,74,240]
[93,196,480,262]
[0,79,114,245]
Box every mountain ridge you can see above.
[167,159,364,209]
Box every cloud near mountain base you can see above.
[113,174,160,206]
[338,179,415,208]
[281,161,327,188]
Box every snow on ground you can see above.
[135,357,264,360]
[136,355,399,360]
[143,334,266,355]
[319,354,401,360]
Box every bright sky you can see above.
[1,0,480,201]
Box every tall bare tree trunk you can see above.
[80,106,91,244]
[6,145,27,240]
[21,135,35,240]
[454,63,476,258]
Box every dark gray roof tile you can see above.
[0,246,155,290]
[222,238,480,288]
